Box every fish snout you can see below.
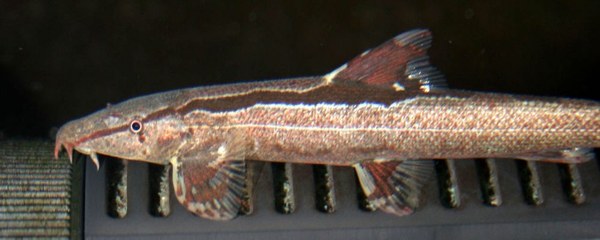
[54,126,76,162]
[54,120,103,170]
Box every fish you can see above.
[54,29,600,221]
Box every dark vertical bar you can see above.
[313,165,336,213]
[148,163,171,217]
[70,152,85,240]
[475,159,502,206]
[557,163,585,205]
[434,160,461,208]
[271,162,295,214]
[515,160,544,205]
[596,149,600,173]
[355,173,376,212]
[105,158,128,218]
[239,161,255,216]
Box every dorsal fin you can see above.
[354,160,432,216]
[324,29,446,92]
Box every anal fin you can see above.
[353,160,432,216]
[512,148,594,164]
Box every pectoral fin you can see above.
[170,138,247,221]
[171,156,245,220]
[354,160,432,216]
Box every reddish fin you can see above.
[171,157,245,221]
[170,131,249,220]
[512,148,595,164]
[325,29,446,92]
[353,160,432,216]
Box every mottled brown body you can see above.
[54,29,600,220]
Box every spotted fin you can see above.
[325,29,446,92]
[512,147,595,164]
[353,160,432,216]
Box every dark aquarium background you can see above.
[1,1,599,138]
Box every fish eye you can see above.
[130,120,143,133]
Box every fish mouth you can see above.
[54,121,101,170]
[54,141,101,170]
[54,141,74,162]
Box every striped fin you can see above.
[325,29,446,92]
[170,136,247,221]
[171,157,246,220]
[354,160,432,216]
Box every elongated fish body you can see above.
[54,29,600,220]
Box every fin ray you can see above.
[170,135,248,221]
[171,157,246,220]
[354,160,432,216]
[511,147,595,164]
[326,29,446,92]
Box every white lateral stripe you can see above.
[324,64,347,84]
[165,79,328,112]
[196,124,588,133]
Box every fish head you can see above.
[55,92,187,169]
